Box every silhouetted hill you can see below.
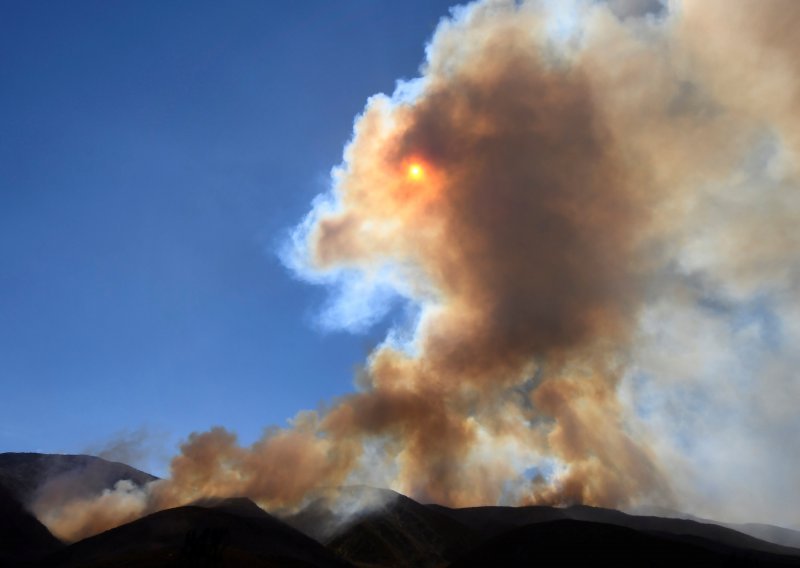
[0,453,156,505]
[0,484,63,565]
[3,453,799,568]
[728,522,800,551]
[281,487,400,543]
[45,497,352,568]
[316,488,475,568]
[285,489,800,567]
[633,505,800,550]
[429,502,800,558]
[447,519,800,567]
[427,502,563,538]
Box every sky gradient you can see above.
[0,0,455,472]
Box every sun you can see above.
[407,162,425,182]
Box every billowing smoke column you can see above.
[36,0,800,541]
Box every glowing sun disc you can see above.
[407,163,425,181]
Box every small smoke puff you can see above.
[83,428,163,473]
[34,480,151,543]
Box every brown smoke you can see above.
[37,0,800,540]
[291,0,666,509]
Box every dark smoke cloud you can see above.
[35,0,800,540]
[297,0,669,508]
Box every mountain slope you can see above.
[0,484,63,564]
[0,453,156,505]
[46,497,352,568]
[632,505,800,550]
[430,503,800,558]
[3,452,798,568]
[728,522,800,550]
[323,489,475,568]
[448,519,800,567]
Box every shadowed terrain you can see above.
[0,453,156,505]
[44,497,352,568]
[2,454,800,567]
[429,503,800,557]
[307,489,476,568]
[0,484,63,565]
[282,487,474,567]
[447,520,800,567]
[727,522,800,551]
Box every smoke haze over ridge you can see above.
[34,0,800,542]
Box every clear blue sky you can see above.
[0,0,457,471]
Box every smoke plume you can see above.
[37,0,800,541]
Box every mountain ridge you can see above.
[0,452,156,506]
[2,453,799,567]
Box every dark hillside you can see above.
[0,484,63,564]
[46,497,352,568]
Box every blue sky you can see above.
[0,0,457,471]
